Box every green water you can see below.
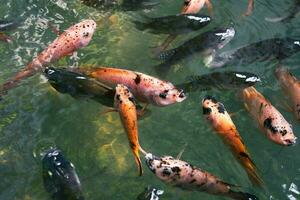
[1,0,300,199]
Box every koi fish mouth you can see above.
[145,153,160,171]
[177,90,186,101]
[284,137,297,146]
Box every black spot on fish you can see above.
[159,92,167,99]
[217,103,226,114]
[239,152,250,158]
[202,107,212,115]
[280,129,287,136]
[190,179,196,184]
[184,0,190,6]
[162,168,171,176]
[128,97,135,104]
[203,95,218,103]
[134,74,141,85]
[264,117,277,134]
[116,94,120,101]
[171,167,181,174]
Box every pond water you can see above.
[0,0,300,199]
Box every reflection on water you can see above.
[0,0,300,199]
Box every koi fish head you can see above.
[214,27,236,50]
[152,85,186,106]
[114,84,136,108]
[42,148,83,199]
[145,153,184,181]
[70,19,97,49]
[202,96,228,123]
[263,117,297,146]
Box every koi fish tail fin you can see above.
[240,152,264,187]
[0,67,36,96]
[227,190,259,200]
[132,147,143,176]
[247,169,264,187]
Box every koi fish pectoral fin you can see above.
[244,0,254,16]
[47,21,62,36]
[176,143,188,160]
[100,107,117,115]
[205,0,214,16]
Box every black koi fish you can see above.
[207,38,300,68]
[176,71,261,92]
[133,14,211,35]
[42,148,84,200]
[81,0,159,11]
[154,27,235,76]
[44,67,115,107]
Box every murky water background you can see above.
[0,0,300,199]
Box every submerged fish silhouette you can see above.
[42,148,84,200]
[133,14,211,35]
[207,38,300,68]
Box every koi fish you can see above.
[181,0,213,15]
[156,27,235,69]
[42,148,84,200]
[202,96,263,186]
[181,0,253,16]
[75,67,186,106]
[145,153,258,200]
[176,71,260,92]
[45,67,151,118]
[81,0,159,11]
[133,14,211,35]
[1,19,96,94]
[242,87,297,146]
[114,84,144,176]
[206,38,300,68]
[44,67,115,107]
[137,186,164,200]
[275,66,300,121]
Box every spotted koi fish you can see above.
[202,96,263,186]
[275,67,300,121]
[76,67,186,106]
[242,87,297,146]
[145,153,258,200]
[114,84,144,176]
[1,19,96,94]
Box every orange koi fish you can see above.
[1,19,96,94]
[242,87,297,146]
[76,67,186,106]
[275,67,300,121]
[114,84,144,176]
[202,96,263,186]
